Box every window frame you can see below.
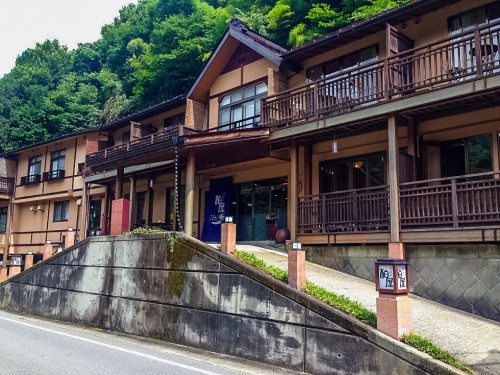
[0,207,8,233]
[53,201,69,222]
[306,45,379,82]
[28,155,42,177]
[218,81,268,130]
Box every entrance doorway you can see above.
[231,177,287,241]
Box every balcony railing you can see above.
[20,174,41,186]
[0,177,14,195]
[210,115,262,132]
[43,170,65,181]
[86,125,198,168]
[262,20,500,129]
[297,185,389,234]
[400,171,500,229]
[297,171,500,235]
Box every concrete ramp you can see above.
[0,234,461,374]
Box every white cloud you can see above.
[0,0,138,76]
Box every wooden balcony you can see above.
[298,185,390,234]
[297,171,500,238]
[20,174,41,186]
[0,177,14,196]
[262,21,500,129]
[400,171,500,229]
[86,125,198,171]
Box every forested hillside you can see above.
[0,0,410,151]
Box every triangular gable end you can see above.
[188,19,286,103]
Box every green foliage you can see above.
[234,250,288,282]
[401,333,474,374]
[0,0,408,151]
[302,281,377,327]
[125,226,167,235]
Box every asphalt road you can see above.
[0,310,301,375]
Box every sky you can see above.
[0,0,138,77]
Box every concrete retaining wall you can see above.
[0,234,461,374]
[306,244,500,321]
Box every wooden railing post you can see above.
[321,194,326,233]
[451,178,459,228]
[384,59,390,100]
[313,82,319,119]
[474,29,483,77]
[352,190,358,230]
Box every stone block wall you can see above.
[0,234,456,375]
[306,244,500,321]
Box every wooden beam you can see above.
[290,140,298,241]
[128,175,136,231]
[115,166,124,200]
[184,148,195,237]
[388,114,400,242]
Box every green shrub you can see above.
[125,226,166,235]
[302,281,377,327]
[234,250,288,282]
[401,333,474,374]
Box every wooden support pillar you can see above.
[146,177,154,226]
[406,118,417,181]
[388,114,401,243]
[289,141,299,241]
[303,143,312,197]
[128,175,137,231]
[80,182,89,240]
[1,197,13,278]
[115,166,124,200]
[184,148,195,237]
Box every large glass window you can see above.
[307,45,378,82]
[164,113,185,129]
[320,153,386,193]
[51,150,65,172]
[0,207,7,233]
[449,3,500,36]
[219,82,267,130]
[53,201,69,222]
[441,134,492,177]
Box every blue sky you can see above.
[0,0,138,76]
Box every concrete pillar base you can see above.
[25,254,34,269]
[376,293,413,339]
[9,266,21,278]
[111,198,130,235]
[43,242,54,260]
[0,267,7,281]
[288,243,306,290]
[388,242,405,259]
[221,223,236,255]
[65,228,76,249]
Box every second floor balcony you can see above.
[0,177,15,195]
[86,125,199,171]
[262,21,500,130]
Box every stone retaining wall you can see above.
[0,234,461,374]
[306,244,500,321]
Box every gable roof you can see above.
[188,18,287,102]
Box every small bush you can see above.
[234,250,288,282]
[303,281,377,327]
[401,333,473,374]
[125,227,166,235]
